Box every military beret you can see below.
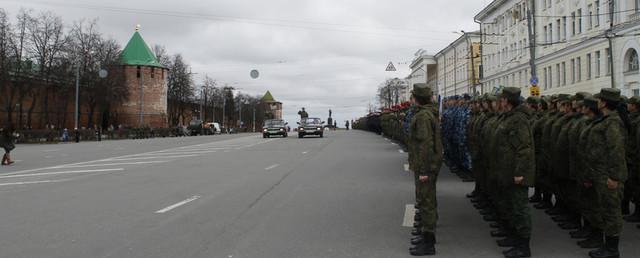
[629,96,640,106]
[411,83,433,98]
[526,96,541,104]
[500,87,521,103]
[557,94,571,103]
[575,92,592,101]
[584,96,599,110]
[597,88,621,103]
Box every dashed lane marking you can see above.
[402,204,417,227]
[155,196,201,214]
[265,164,280,171]
[404,164,410,172]
[398,149,405,153]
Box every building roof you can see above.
[261,91,278,102]
[120,29,165,68]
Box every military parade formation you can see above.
[354,85,639,258]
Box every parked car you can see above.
[204,122,221,135]
[297,117,324,138]
[187,120,204,136]
[263,119,288,138]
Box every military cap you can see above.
[575,92,592,101]
[584,96,599,110]
[549,94,559,103]
[629,96,640,106]
[411,83,433,98]
[500,87,521,102]
[620,95,629,104]
[557,94,571,103]
[463,94,471,100]
[526,96,540,104]
[485,93,498,102]
[597,88,621,103]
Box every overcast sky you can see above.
[2,0,491,126]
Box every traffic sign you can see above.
[529,77,538,85]
[530,85,541,97]
[385,62,397,71]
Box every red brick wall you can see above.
[115,65,169,128]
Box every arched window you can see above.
[626,49,639,72]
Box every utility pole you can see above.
[526,0,539,95]
[252,106,256,133]
[74,62,80,130]
[607,0,616,88]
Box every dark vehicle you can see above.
[187,120,205,136]
[263,119,288,138]
[297,117,324,138]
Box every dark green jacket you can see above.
[409,104,443,177]
[492,105,536,187]
[554,113,576,179]
[577,118,595,182]
[567,113,588,180]
[481,113,500,178]
[585,111,628,182]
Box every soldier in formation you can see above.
[467,88,635,258]
[407,83,443,256]
[441,95,473,181]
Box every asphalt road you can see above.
[0,131,638,258]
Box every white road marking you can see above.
[236,139,276,150]
[0,179,68,187]
[45,156,53,159]
[60,160,172,169]
[404,164,410,172]
[391,142,398,145]
[265,164,280,170]
[398,149,405,153]
[3,135,259,177]
[155,196,201,213]
[402,204,417,227]
[43,149,61,152]
[107,155,198,161]
[302,151,309,154]
[0,168,124,179]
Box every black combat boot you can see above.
[466,190,477,198]
[577,230,603,249]
[534,193,553,209]
[483,214,497,222]
[570,221,593,239]
[491,227,508,238]
[529,188,542,203]
[623,204,640,222]
[411,228,423,236]
[410,232,435,256]
[489,222,502,228]
[503,237,531,258]
[589,235,619,258]
[496,235,519,247]
[413,221,422,228]
[559,216,581,230]
[621,199,630,215]
[411,235,423,245]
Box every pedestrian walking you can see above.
[1,125,17,166]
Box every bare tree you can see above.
[0,9,13,124]
[167,54,194,126]
[28,11,67,127]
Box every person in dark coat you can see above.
[1,125,17,166]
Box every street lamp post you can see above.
[75,62,80,130]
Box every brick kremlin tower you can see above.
[261,91,282,120]
[116,25,169,128]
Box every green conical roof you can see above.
[262,91,277,102]
[120,30,164,68]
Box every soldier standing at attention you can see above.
[624,96,640,223]
[408,83,443,256]
[585,88,628,258]
[492,87,535,258]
